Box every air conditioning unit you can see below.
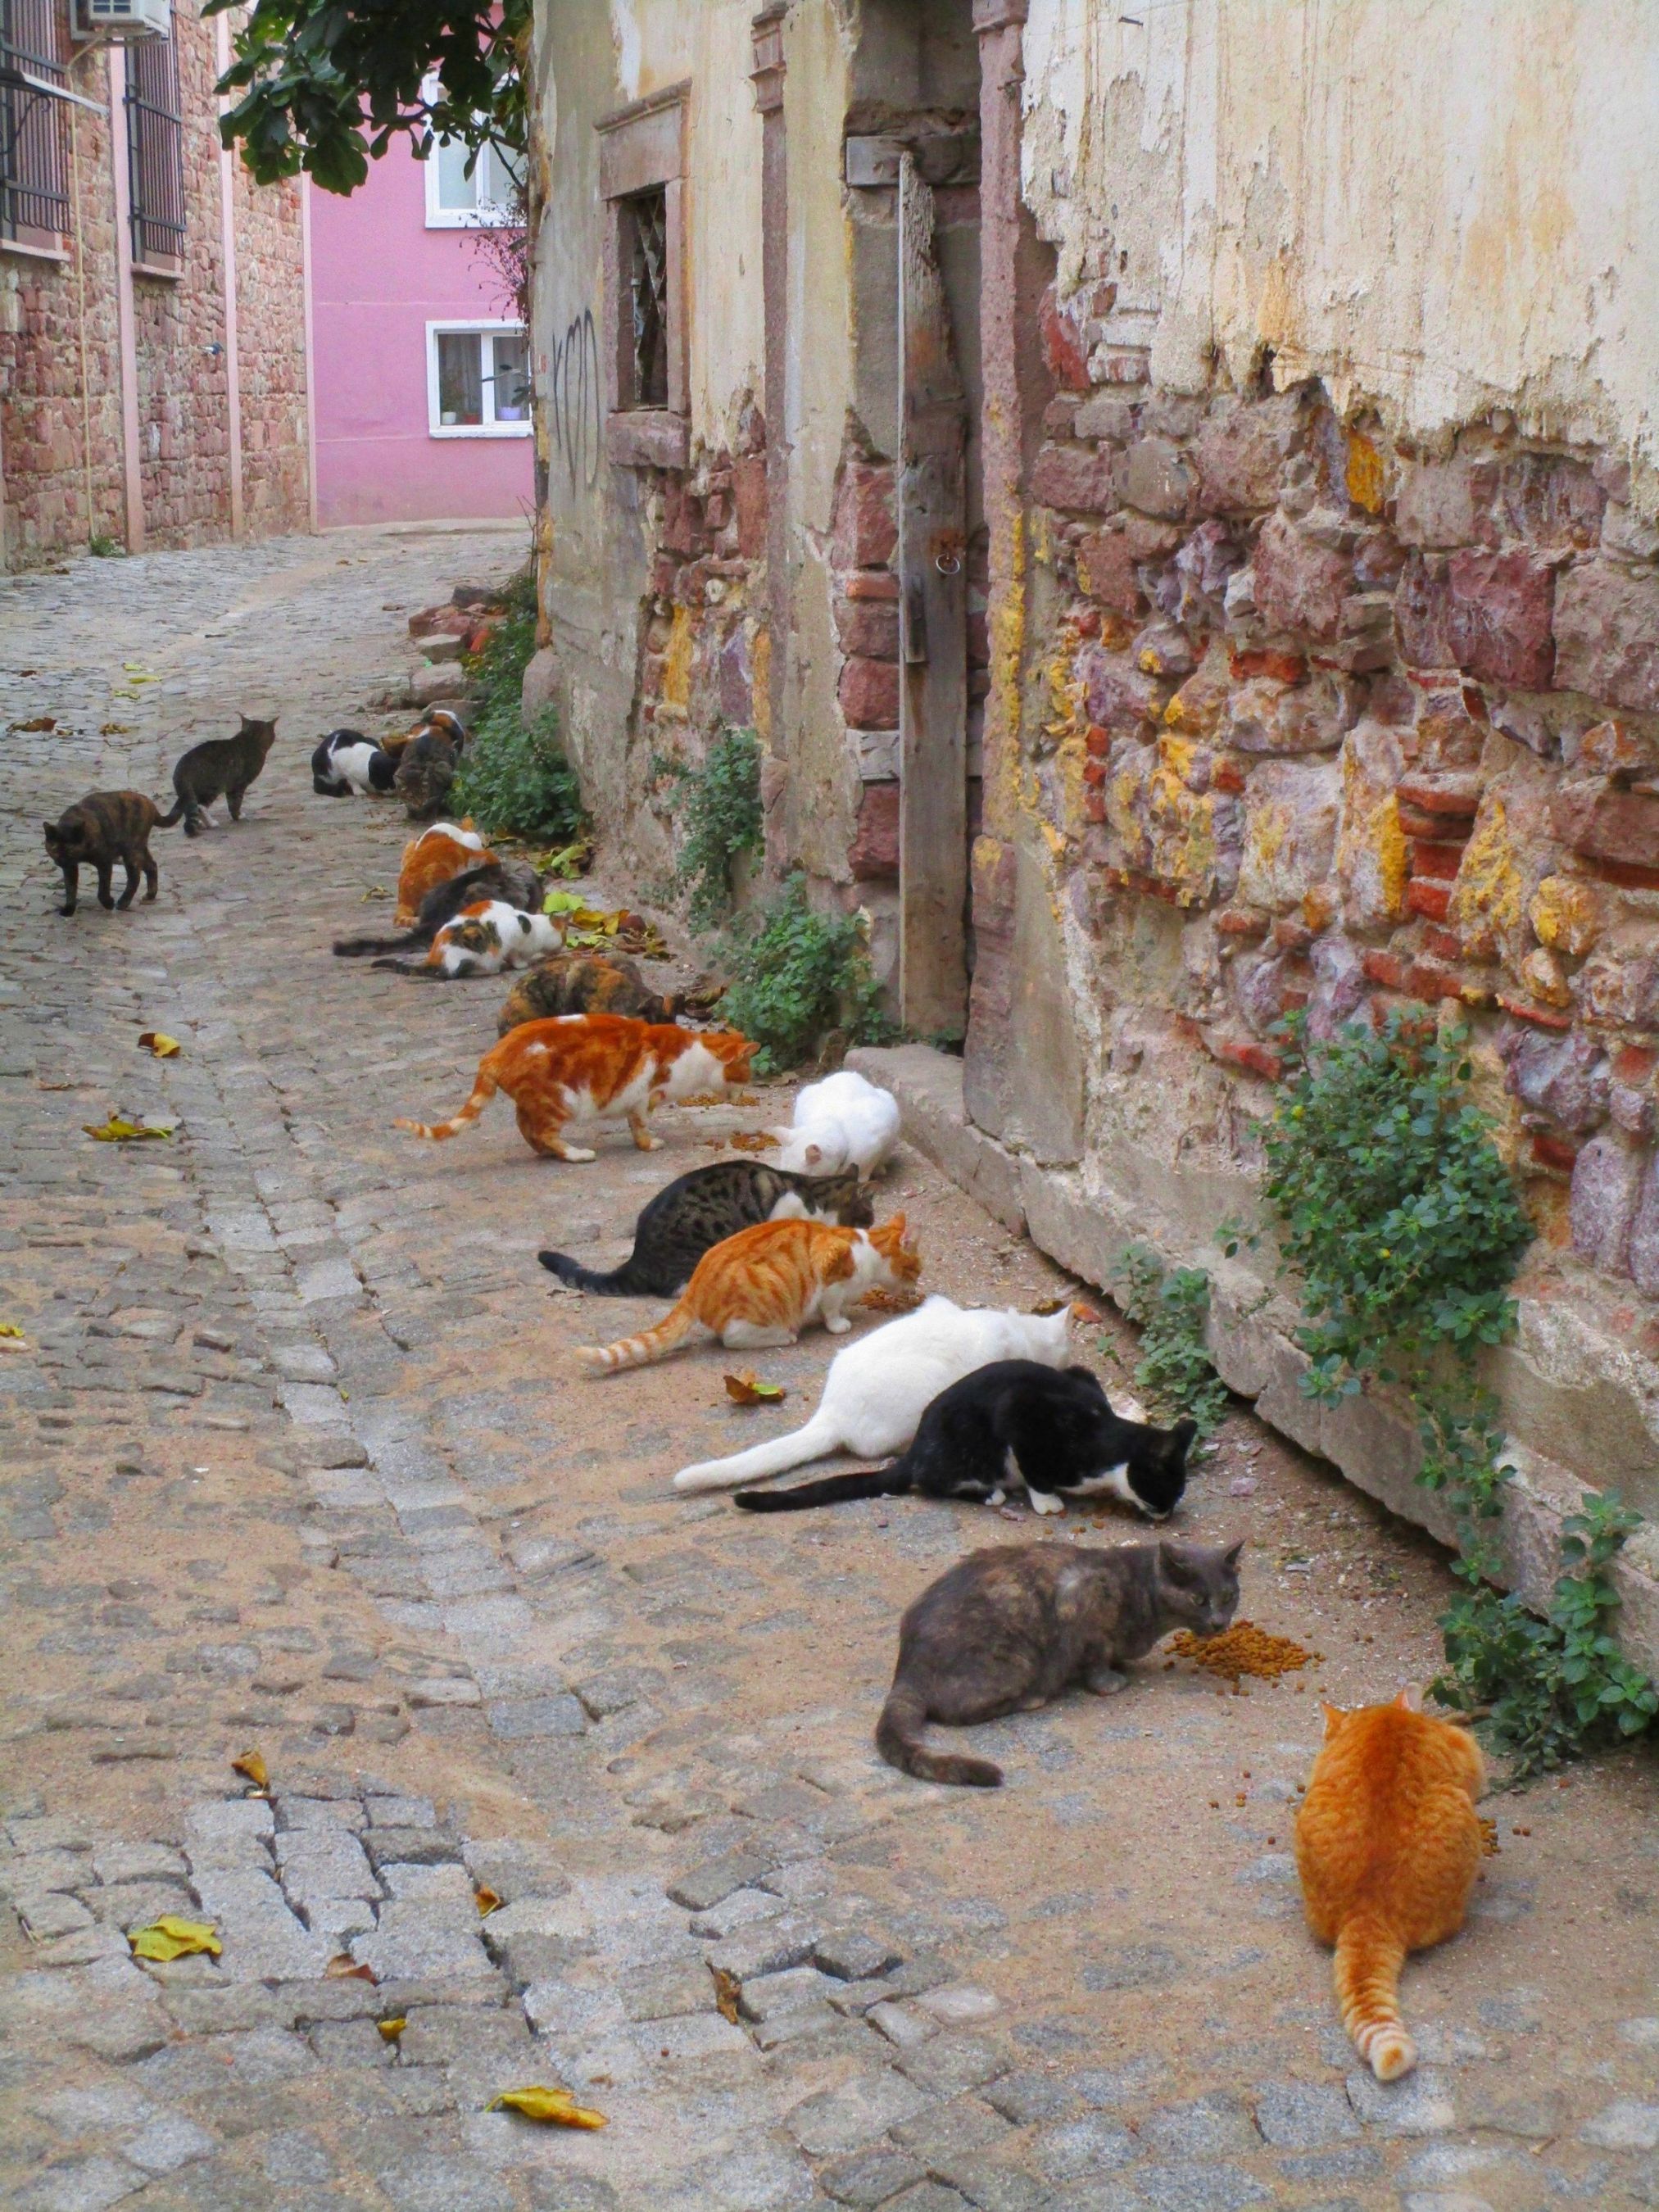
[72,0,170,39]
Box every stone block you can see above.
[1395,452,1495,547]
[1192,396,1303,514]
[836,597,900,660]
[1251,510,1351,641]
[1549,777,1659,869]
[1082,646,1165,729]
[840,655,901,730]
[187,1868,331,1983]
[1123,436,1190,519]
[1031,442,1118,514]
[832,462,897,571]
[1554,560,1659,709]
[1423,546,1557,687]
[1569,1131,1643,1276]
[850,782,900,881]
[787,2069,932,2158]
[1237,758,1341,912]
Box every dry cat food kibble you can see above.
[1169,1620,1313,1684]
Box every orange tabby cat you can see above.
[576,1214,921,1373]
[1294,1690,1485,2082]
[394,821,496,924]
[395,1014,755,1162]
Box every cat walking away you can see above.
[771,1069,901,1178]
[374,900,564,979]
[159,715,279,835]
[44,791,171,915]
[1294,1692,1485,2082]
[395,1013,755,1162]
[877,1539,1243,1787]
[312,729,396,796]
[575,1214,919,1374]
[673,1296,1089,1495]
[737,1361,1194,1520]
[333,859,542,959]
[540,1158,873,1298]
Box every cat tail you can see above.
[734,1463,911,1513]
[876,1683,1002,1789]
[537,1250,655,1295]
[333,928,424,958]
[156,796,186,829]
[575,1300,697,1375]
[671,1408,850,1494]
[1334,1911,1415,2081]
[392,1067,498,1142]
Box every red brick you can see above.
[1362,949,1408,990]
[1531,1132,1581,1174]
[1203,1031,1286,1083]
[1589,858,1659,892]
[1497,991,1574,1032]
[844,569,900,601]
[1212,758,1247,794]
[1082,759,1108,787]
[1405,878,1453,922]
[1550,780,1659,869]
[838,656,901,729]
[1076,528,1145,617]
[1410,840,1465,881]
[1038,283,1090,391]
[849,782,900,879]
[1612,1046,1657,1086]
[1424,925,1465,962]
[831,461,896,570]
[1229,647,1308,685]
[1216,906,1271,939]
[1396,773,1482,817]
[836,599,900,660]
[733,453,768,560]
[1084,793,1108,823]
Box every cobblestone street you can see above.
[2,528,1657,2212]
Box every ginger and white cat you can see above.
[394,822,493,925]
[395,1013,754,1163]
[673,1294,1089,1494]
[577,1214,920,1374]
[771,1069,901,1178]
[377,900,564,978]
[1294,1690,1486,2082]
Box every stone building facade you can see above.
[527,1,1659,1658]
[0,0,310,568]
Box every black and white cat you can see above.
[312,729,396,796]
[735,1360,1195,1520]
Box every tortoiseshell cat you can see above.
[499,952,676,1036]
[540,1158,874,1297]
[43,791,171,915]
[160,715,279,836]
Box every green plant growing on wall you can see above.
[1261,1011,1654,1773]
[452,571,585,844]
[1117,1245,1231,1448]
[721,873,891,1074]
[661,728,764,928]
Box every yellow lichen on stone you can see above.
[1528,873,1601,957]
[660,605,694,717]
[1346,430,1386,514]
[1303,883,1337,932]
[1335,730,1409,927]
[750,625,772,744]
[1450,793,1525,959]
[1145,737,1217,902]
[1519,946,1574,1008]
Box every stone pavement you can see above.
[2,527,1657,2212]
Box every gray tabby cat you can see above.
[160,715,279,836]
[877,1538,1244,1787]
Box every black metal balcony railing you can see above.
[0,0,71,242]
[125,11,184,266]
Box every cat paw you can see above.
[1085,1666,1128,1696]
[632,1135,664,1151]
[560,1146,597,1163]
[987,1489,1005,1507]
[1027,1489,1066,1516]
[824,1315,853,1334]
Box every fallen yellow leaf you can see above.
[83,1115,173,1143]
[129,1916,221,1962]
[325,1954,375,1982]
[724,1370,786,1407]
[231,1748,268,1789]
[0,1323,24,1339]
[713,1967,741,2024]
[361,886,391,902]
[377,2015,407,2041]
[138,1031,181,1058]
[487,2086,607,2130]
[474,1886,501,1917]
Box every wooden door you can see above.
[896,152,968,1038]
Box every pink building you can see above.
[306,131,533,527]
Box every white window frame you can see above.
[419,83,521,229]
[425,320,533,439]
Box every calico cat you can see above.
[334,858,542,959]
[159,715,279,835]
[395,1013,755,1163]
[394,722,464,818]
[394,822,495,924]
[575,1214,920,1374]
[312,729,395,796]
[374,900,564,979]
[499,952,677,1036]
[737,1361,1195,1520]
[673,1296,1087,1494]
[1294,1692,1486,2082]
[772,1069,901,1178]
[44,791,170,916]
[540,1159,875,1297]
[877,1538,1244,1788]
[381,705,465,760]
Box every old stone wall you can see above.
[229,163,309,537]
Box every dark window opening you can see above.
[126,17,184,269]
[0,0,70,243]
[623,185,668,409]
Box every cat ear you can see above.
[1222,1539,1244,1567]
[1169,1418,1199,1456]
[885,1212,906,1235]
[1321,1701,1345,1736]
[1394,1684,1421,1711]
[803,1143,823,1167]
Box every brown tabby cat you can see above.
[43,791,170,915]
[498,952,677,1036]
[1294,1692,1486,2082]
[575,1213,921,1373]
[159,715,279,836]
[395,1013,755,1162]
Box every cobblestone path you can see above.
[2,529,1657,2212]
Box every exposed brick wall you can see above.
[985,313,1659,1301]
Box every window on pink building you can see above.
[428,322,531,437]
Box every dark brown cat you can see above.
[159,715,279,836]
[877,1538,1243,1787]
[394,723,462,819]
[43,791,170,915]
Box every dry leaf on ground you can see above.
[11,715,57,732]
[361,886,391,902]
[138,1031,181,1058]
[724,1371,786,1407]
[376,2016,407,2040]
[487,2086,607,2130]
[129,1916,221,1962]
[231,1748,268,1789]
[84,1115,173,1143]
[712,1968,741,2024]
[101,722,131,735]
[326,1955,375,1981]
[474,1886,501,1916]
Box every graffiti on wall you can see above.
[550,307,604,499]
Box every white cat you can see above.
[672,1294,1089,1494]
[770,1068,901,1178]
[375,900,564,980]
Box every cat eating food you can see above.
[673,1295,1087,1495]
[737,1360,1194,1520]
[499,951,678,1035]
[393,713,466,818]
[311,728,396,796]
[373,899,564,979]
[43,791,173,916]
[395,1013,755,1162]
[540,1158,874,1297]
[333,858,542,960]
[575,1214,920,1374]
[159,715,279,836]
[1294,1691,1486,2082]
[877,1538,1243,1787]
[770,1068,901,1178]
[393,822,496,925]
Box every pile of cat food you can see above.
[1169,1620,1314,1684]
